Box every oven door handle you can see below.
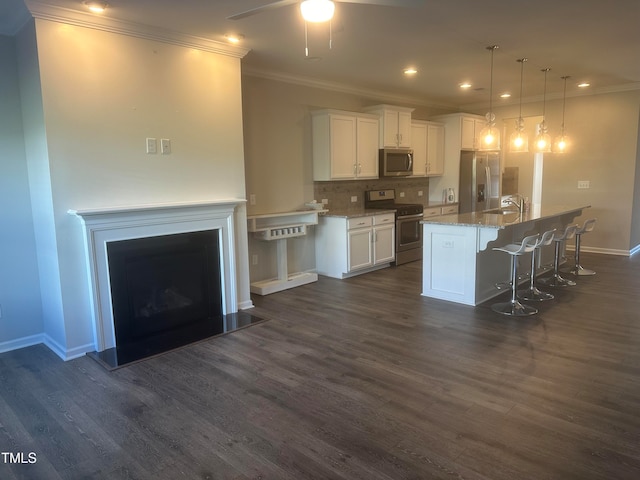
[397,213,424,220]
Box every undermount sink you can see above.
[484,208,520,215]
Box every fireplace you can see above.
[107,230,223,346]
[70,200,250,355]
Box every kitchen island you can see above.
[421,204,590,306]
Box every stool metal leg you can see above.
[568,234,596,276]
[519,248,554,301]
[540,240,576,287]
[492,255,538,316]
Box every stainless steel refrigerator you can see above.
[458,151,501,214]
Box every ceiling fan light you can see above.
[300,0,335,23]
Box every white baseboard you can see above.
[566,245,635,257]
[0,334,45,354]
[238,300,255,310]
[43,335,94,361]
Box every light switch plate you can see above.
[161,138,171,154]
[350,196,358,203]
[146,137,157,154]
[578,180,590,189]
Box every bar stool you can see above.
[539,224,578,287]
[566,218,597,276]
[491,233,540,316]
[519,228,556,302]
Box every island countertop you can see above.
[421,203,591,306]
[421,204,591,229]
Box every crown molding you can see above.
[461,82,640,111]
[241,65,457,111]
[23,0,250,58]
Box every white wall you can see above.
[0,33,44,352]
[9,19,251,358]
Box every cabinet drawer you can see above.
[348,216,373,229]
[441,205,459,215]
[373,213,395,225]
[423,207,441,218]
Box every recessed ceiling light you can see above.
[83,1,108,13]
[225,34,245,44]
[403,68,418,75]
[500,92,511,98]
[459,82,472,89]
[578,82,591,88]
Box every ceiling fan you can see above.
[227,0,424,22]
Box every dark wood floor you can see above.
[2,252,640,479]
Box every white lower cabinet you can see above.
[316,213,395,278]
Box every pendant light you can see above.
[479,45,500,150]
[509,58,529,152]
[553,76,571,153]
[534,68,552,153]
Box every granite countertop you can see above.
[323,208,396,218]
[421,204,591,229]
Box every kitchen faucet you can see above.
[504,194,525,213]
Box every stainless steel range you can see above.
[365,189,423,265]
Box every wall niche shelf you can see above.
[247,210,326,295]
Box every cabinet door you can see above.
[373,224,395,265]
[411,122,427,177]
[461,116,476,150]
[348,228,373,272]
[330,114,357,179]
[382,110,399,147]
[426,123,445,176]
[397,111,412,148]
[356,116,379,178]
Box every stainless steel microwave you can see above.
[379,148,413,177]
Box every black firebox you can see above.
[107,230,223,347]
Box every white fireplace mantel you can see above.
[69,199,246,351]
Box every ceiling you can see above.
[2,0,639,108]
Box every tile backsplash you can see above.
[313,178,430,212]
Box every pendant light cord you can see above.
[541,68,550,120]
[517,58,527,122]
[560,75,570,134]
[487,45,498,122]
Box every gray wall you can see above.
[0,33,43,351]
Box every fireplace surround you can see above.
[70,200,245,352]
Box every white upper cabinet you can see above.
[312,109,379,181]
[411,120,444,177]
[364,104,414,148]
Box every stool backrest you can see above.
[538,228,556,247]
[562,224,578,241]
[519,233,540,253]
[578,218,597,234]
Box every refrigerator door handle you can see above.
[485,166,492,199]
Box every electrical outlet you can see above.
[578,180,590,189]
[350,196,358,203]
[399,192,405,198]
[321,199,329,205]
[252,254,258,265]
[418,190,423,197]
[249,194,256,205]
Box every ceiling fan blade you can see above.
[227,0,299,20]
[337,0,424,7]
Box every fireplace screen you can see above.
[107,230,223,346]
